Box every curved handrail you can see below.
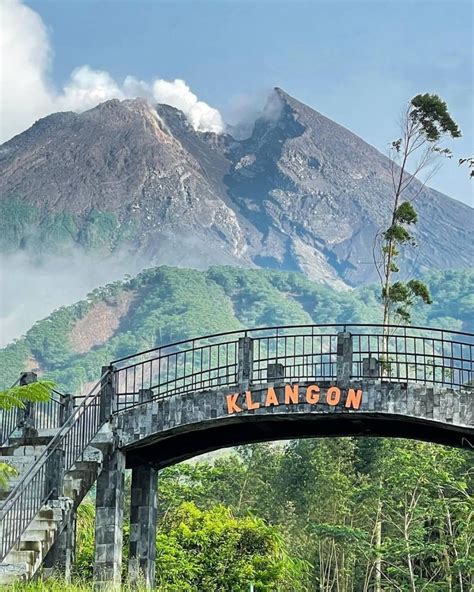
[111,323,473,364]
[112,324,473,413]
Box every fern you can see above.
[0,380,55,410]
[0,462,17,490]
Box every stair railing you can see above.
[0,370,109,561]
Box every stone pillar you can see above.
[44,447,64,500]
[100,365,117,423]
[238,336,253,391]
[336,332,352,388]
[59,394,74,426]
[363,357,379,380]
[43,512,76,582]
[138,389,153,404]
[128,465,158,589]
[18,372,38,439]
[267,362,285,382]
[93,447,126,590]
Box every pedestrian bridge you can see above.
[1,324,473,588]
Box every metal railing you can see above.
[112,324,473,411]
[0,374,106,561]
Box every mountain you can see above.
[0,265,472,392]
[0,88,472,287]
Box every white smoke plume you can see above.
[0,0,224,142]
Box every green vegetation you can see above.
[0,200,128,254]
[5,438,471,590]
[1,266,472,391]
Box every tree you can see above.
[375,94,461,329]
[458,156,474,178]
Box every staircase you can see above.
[0,439,102,583]
[0,372,109,584]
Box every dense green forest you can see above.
[1,266,472,391]
[5,439,473,591]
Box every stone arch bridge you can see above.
[0,324,473,588]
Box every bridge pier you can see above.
[128,465,158,589]
[93,447,126,590]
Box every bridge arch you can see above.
[112,324,473,467]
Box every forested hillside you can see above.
[1,265,472,391]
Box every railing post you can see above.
[362,357,379,380]
[100,366,116,423]
[336,332,352,388]
[139,388,153,404]
[44,447,65,500]
[18,371,38,439]
[238,337,253,391]
[59,394,74,426]
[267,363,285,383]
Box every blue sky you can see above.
[24,0,473,205]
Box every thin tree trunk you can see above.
[375,499,383,592]
[404,509,417,592]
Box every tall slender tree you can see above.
[374,94,461,329]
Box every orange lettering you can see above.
[326,386,341,406]
[345,388,363,410]
[284,383,299,405]
[305,385,320,404]
[265,387,279,407]
[245,390,260,410]
[226,393,242,414]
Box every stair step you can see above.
[0,445,49,458]
[5,549,37,568]
[17,529,50,542]
[7,436,54,447]
[17,540,44,553]
[0,455,37,465]
[0,563,28,585]
[27,518,59,532]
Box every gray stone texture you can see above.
[128,466,158,590]
[93,447,126,590]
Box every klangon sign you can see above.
[225,384,363,415]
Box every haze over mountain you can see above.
[0,88,472,295]
[1,266,471,392]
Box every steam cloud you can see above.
[0,0,224,142]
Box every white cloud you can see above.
[0,0,224,142]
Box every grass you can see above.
[5,576,155,591]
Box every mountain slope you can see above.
[0,89,472,285]
[0,266,472,392]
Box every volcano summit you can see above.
[0,88,471,287]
